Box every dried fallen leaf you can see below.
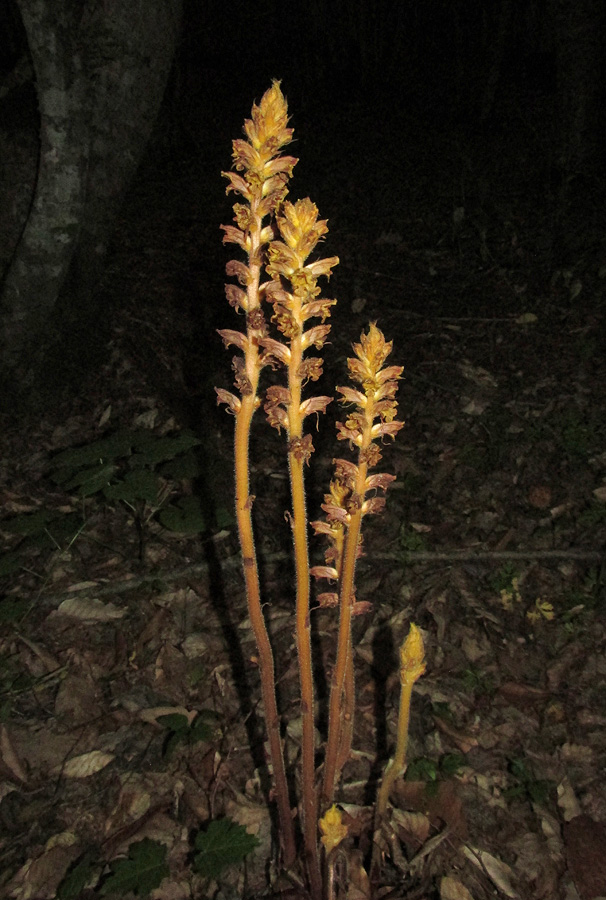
[16,634,60,672]
[557,776,582,821]
[55,597,125,621]
[138,705,197,725]
[392,807,431,848]
[498,682,549,705]
[104,777,152,836]
[440,875,474,900]
[461,845,518,898]
[348,849,372,899]
[392,781,467,841]
[0,725,27,782]
[433,715,479,753]
[58,750,115,778]
[7,834,81,900]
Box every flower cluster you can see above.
[216,81,299,416]
[259,197,339,453]
[311,324,404,608]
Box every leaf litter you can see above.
[0,102,605,899]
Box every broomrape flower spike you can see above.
[316,324,404,809]
[216,83,405,900]
[258,188,338,900]
[372,624,426,880]
[215,81,299,871]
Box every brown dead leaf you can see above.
[54,596,125,621]
[392,807,431,849]
[498,682,549,705]
[348,849,372,899]
[0,725,27,783]
[8,724,75,773]
[57,749,115,778]
[392,780,467,841]
[461,845,518,897]
[510,829,561,899]
[7,834,81,900]
[104,776,152,836]
[433,715,479,753]
[440,875,474,900]
[16,634,60,672]
[133,607,170,659]
[528,485,552,509]
[138,705,196,726]
[564,815,606,900]
[54,673,103,724]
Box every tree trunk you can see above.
[0,0,182,399]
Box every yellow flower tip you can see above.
[399,623,426,685]
[319,804,348,854]
[245,80,293,152]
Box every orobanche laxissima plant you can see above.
[216,81,425,898]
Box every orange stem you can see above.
[232,211,296,868]
[234,399,296,868]
[287,327,322,899]
[321,409,374,807]
[320,496,365,808]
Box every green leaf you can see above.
[28,514,84,550]
[160,450,201,480]
[509,757,531,781]
[49,430,137,470]
[527,779,552,805]
[104,470,159,504]
[440,753,466,777]
[159,712,215,758]
[406,757,438,782]
[64,463,117,496]
[1,509,57,536]
[131,432,201,468]
[190,714,214,743]
[157,713,189,733]
[100,839,169,898]
[194,818,259,880]
[58,851,97,899]
[159,496,208,534]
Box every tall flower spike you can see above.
[215,82,299,870]
[311,323,404,602]
[256,194,338,899]
[319,324,404,809]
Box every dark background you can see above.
[0,0,604,414]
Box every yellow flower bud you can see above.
[319,804,348,855]
[400,623,426,687]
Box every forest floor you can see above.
[1,93,606,900]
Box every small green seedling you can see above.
[157,710,216,757]
[504,757,553,805]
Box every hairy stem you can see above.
[287,326,322,898]
[232,192,296,867]
[321,460,368,808]
[234,395,296,867]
